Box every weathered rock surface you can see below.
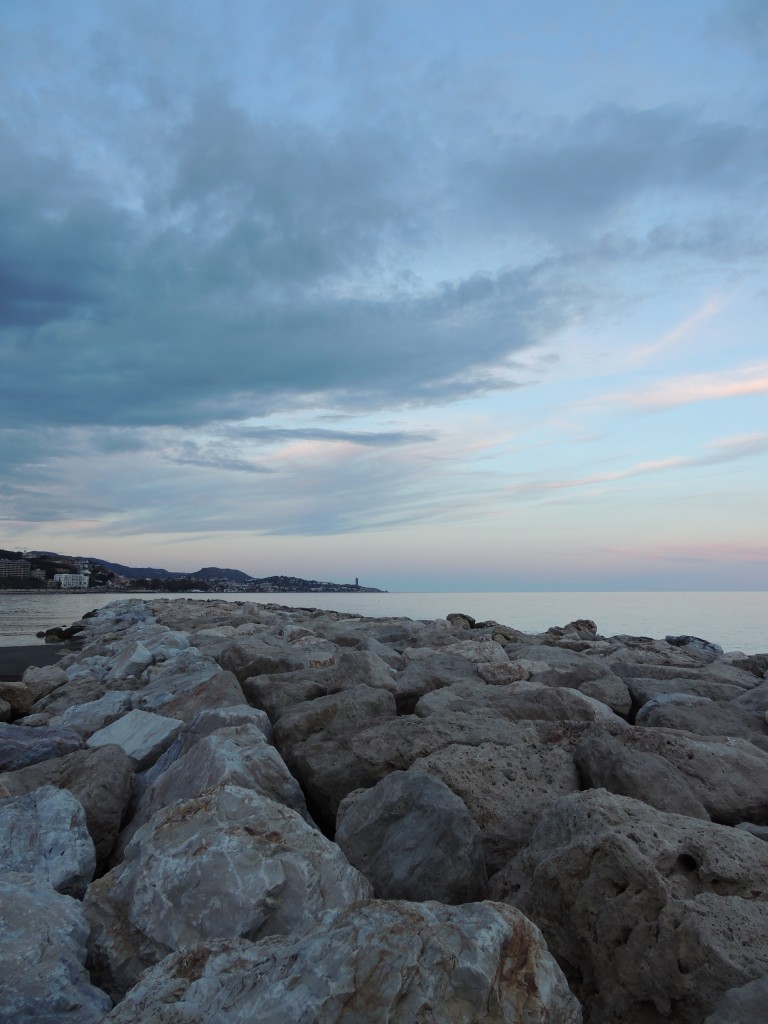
[636,693,768,747]
[574,730,711,819]
[0,786,96,897]
[2,595,766,1024]
[0,743,135,861]
[114,721,309,860]
[412,726,580,872]
[274,684,397,824]
[85,784,371,998]
[0,721,83,771]
[490,789,768,1024]
[87,708,184,769]
[0,871,112,1024]
[104,900,582,1024]
[703,972,768,1023]
[336,770,487,902]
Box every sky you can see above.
[1,0,767,591]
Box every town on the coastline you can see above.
[0,550,383,594]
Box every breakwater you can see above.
[1,597,767,1022]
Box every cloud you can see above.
[623,363,768,409]
[504,433,768,499]
[229,426,436,446]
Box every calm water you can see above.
[0,590,766,653]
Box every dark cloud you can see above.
[1,4,767,444]
[230,426,436,446]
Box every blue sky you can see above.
[1,0,766,589]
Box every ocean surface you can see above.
[0,590,766,653]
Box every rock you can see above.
[490,789,768,1024]
[619,728,768,825]
[103,900,581,1024]
[335,770,487,903]
[578,674,632,716]
[386,650,482,712]
[736,822,768,842]
[733,679,768,715]
[0,679,34,716]
[241,673,329,721]
[666,634,724,663]
[0,786,96,897]
[574,731,710,819]
[47,690,136,737]
[636,693,768,747]
[274,685,397,824]
[21,663,68,701]
[88,709,184,770]
[728,653,768,679]
[441,638,509,664]
[212,638,307,680]
[0,721,83,771]
[115,722,309,860]
[106,640,154,682]
[0,743,135,862]
[476,660,529,684]
[138,650,247,721]
[626,676,752,707]
[85,785,371,999]
[0,871,112,1024]
[414,679,624,726]
[704,972,768,1023]
[411,725,579,872]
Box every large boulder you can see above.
[636,694,768,748]
[574,731,710,820]
[335,770,487,903]
[87,708,184,770]
[414,678,624,726]
[0,872,112,1024]
[138,650,247,721]
[85,784,371,999]
[411,725,580,873]
[114,722,309,861]
[0,786,96,897]
[618,728,768,825]
[274,684,397,824]
[104,900,582,1024]
[0,722,83,771]
[0,743,135,862]
[490,789,768,1024]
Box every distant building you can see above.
[0,559,31,578]
[54,572,90,589]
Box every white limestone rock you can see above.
[106,640,154,682]
[85,784,371,999]
[0,871,112,1024]
[0,786,96,897]
[104,900,582,1024]
[48,690,136,738]
[87,708,183,770]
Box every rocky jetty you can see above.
[1,599,767,1023]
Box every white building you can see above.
[54,572,90,589]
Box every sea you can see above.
[0,590,766,654]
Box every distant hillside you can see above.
[189,567,254,583]
[84,558,179,579]
[1,548,383,593]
